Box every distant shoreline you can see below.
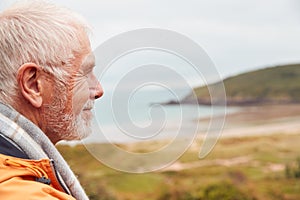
[74,104,300,147]
[200,103,300,138]
[161,98,300,106]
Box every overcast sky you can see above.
[1,0,300,79]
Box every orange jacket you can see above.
[0,153,76,199]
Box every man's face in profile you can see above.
[42,37,103,142]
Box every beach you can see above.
[219,104,300,137]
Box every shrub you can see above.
[285,156,300,179]
[201,182,252,200]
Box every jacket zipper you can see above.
[49,159,71,195]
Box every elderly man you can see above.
[0,1,103,199]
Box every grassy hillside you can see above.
[188,64,300,105]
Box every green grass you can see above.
[107,173,164,192]
[57,133,300,200]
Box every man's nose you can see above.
[90,74,104,99]
[94,81,104,99]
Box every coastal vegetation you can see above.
[58,132,300,200]
[183,64,300,105]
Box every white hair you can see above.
[0,0,90,104]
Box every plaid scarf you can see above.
[0,103,89,200]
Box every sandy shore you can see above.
[214,104,300,138]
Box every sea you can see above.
[83,87,231,144]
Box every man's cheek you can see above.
[72,82,90,114]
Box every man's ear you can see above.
[17,63,43,108]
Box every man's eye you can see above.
[84,71,93,78]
